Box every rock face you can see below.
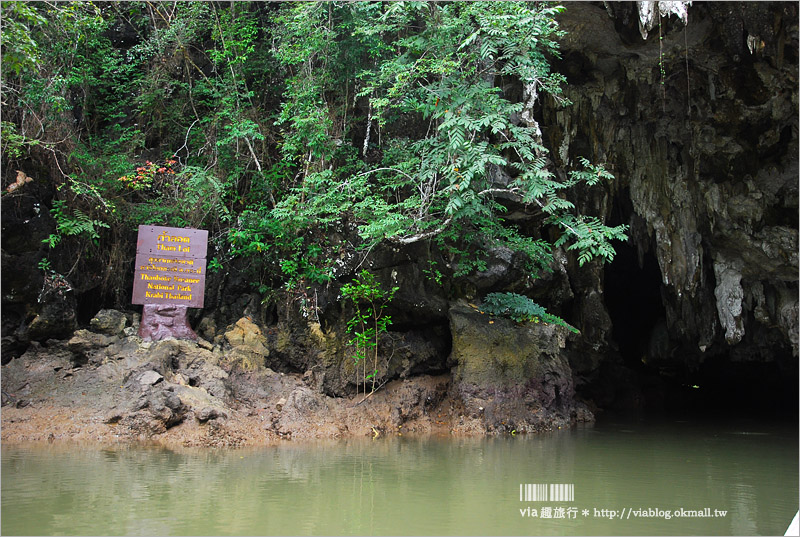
[449,303,589,432]
[541,2,798,392]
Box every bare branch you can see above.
[386,217,453,245]
[476,187,522,198]
[175,119,199,164]
[243,136,262,172]
[356,167,415,182]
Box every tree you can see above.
[271,1,627,284]
[1,1,627,310]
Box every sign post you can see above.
[132,225,208,341]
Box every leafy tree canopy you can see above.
[1,1,626,307]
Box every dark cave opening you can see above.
[602,216,798,419]
[694,356,799,418]
[604,239,667,370]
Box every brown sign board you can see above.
[132,225,208,308]
[132,270,206,307]
[135,225,208,259]
[134,253,206,275]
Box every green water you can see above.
[2,417,797,536]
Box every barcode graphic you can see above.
[519,483,574,502]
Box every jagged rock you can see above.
[120,386,187,434]
[68,329,118,351]
[1,336,27,365]
[223,316,270,371]
[196,406,225,423]
[89,309,128,336]
[27,298,78,342]
[196,315,217,341]
[138,370,163,387]
[275,387,329,435]
[462,245,516,289]
[145,339,230,399]
[68,330,120,365]
[388,380,448,426]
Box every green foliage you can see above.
[482,292,579,333]
[422,259,444,286]
[0,2,48,77]
[273,1,627,286]
[208,257,223,274]
[0,121,38,160]
[37,257,52,273]
[2,1,626,317]
[341,270,398,396]
[229,202,334,290]
[44,199,109,248]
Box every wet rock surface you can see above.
[2,304,591,446]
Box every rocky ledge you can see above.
[1,306,592,447]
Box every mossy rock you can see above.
[449,302,566,387]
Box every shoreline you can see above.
[1,327,587,450]
[0,393,487,449]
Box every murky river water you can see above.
[2,416,797,535]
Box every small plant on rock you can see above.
[482,292,579,334]
[340,270,398,397]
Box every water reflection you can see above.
[2,418,797,536]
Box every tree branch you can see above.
[356,167,415,182]
[386,217,452,245]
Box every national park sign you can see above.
[132,225,208,308]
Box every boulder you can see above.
[120,386,187,434]
[68,329,120,366]
[90,309,128,336]
[196,406,225,423]
[222,316,270,371]
[448,302,588,433]
[27,298,78,341]
[146,339,230,399]
[138,370,163,387]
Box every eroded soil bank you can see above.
[2,316,588,448]
[1,344,458,448]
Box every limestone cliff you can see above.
[539,2,797,407]
[2,2,797,420]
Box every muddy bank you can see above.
[1,341,455,448]
[2,313,590,447]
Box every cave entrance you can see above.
[601,213,798,418]
[604,238,667,370]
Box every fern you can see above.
[44,200,109,247]
[482,292,579,334]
